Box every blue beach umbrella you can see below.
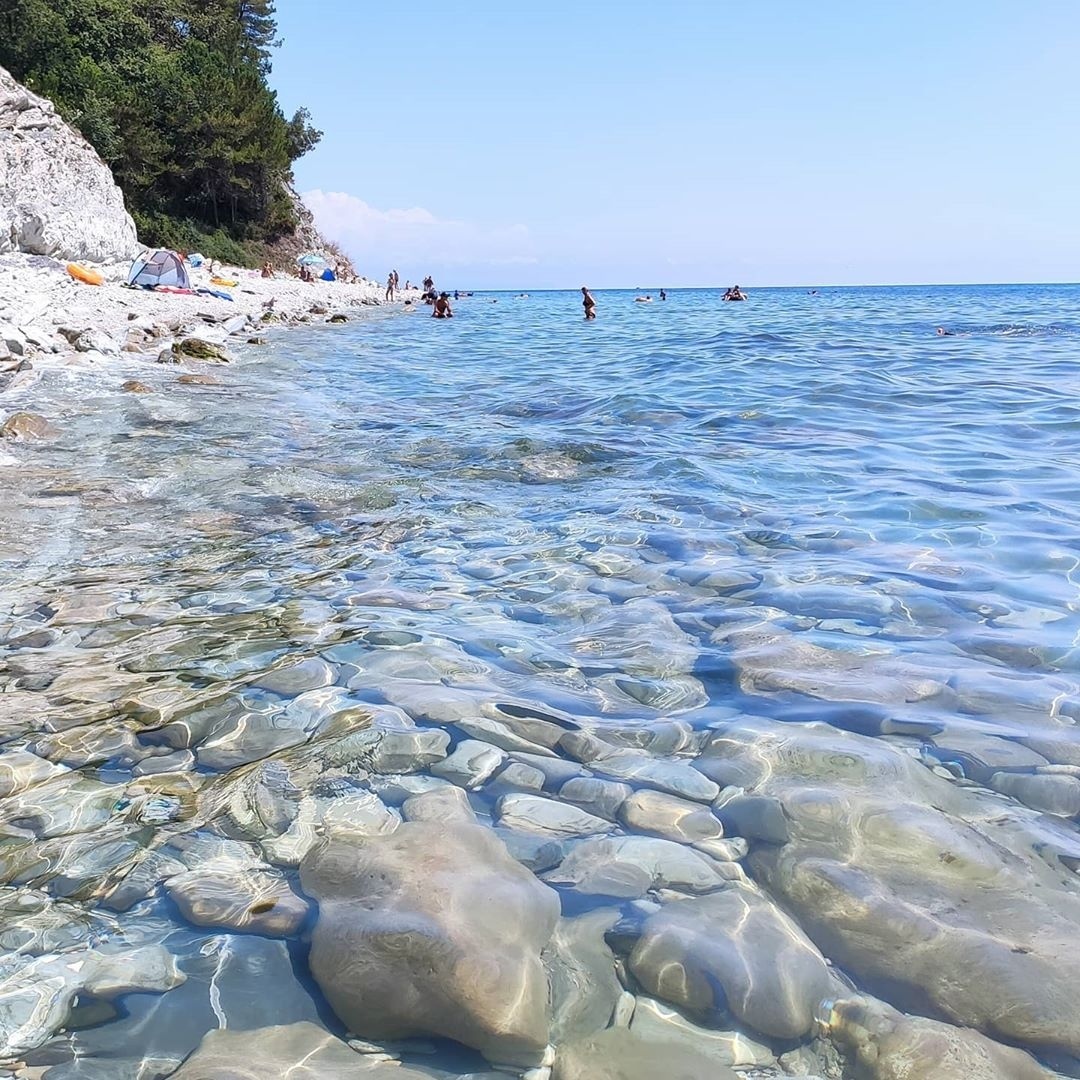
[296,253,327,267]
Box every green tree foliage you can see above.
[0,0,321,264]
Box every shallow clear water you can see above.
[3,284,1080,1076]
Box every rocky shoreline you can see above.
[0,251,416,430]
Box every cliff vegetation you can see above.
[0,0,322,265]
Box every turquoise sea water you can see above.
[3,283,1080,1076]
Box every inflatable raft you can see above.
[67,263,104,286]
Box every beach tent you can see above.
[128,249,190,289]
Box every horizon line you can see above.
[444,280,1080,292]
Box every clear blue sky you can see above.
[271,1,1079,289]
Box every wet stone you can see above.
[557,732,719,803]
[619,789,724,844]
[165,857,309,936]
[132,749,195,776]
[928,730,1049,782]
[628,886,837,1038]
[824,995,1057,1080]
[300,820,560,1065]
[28,724,144,769]
[628,996,776,1068]
[545,909,624,1043]
[989,771,1080,816]
[369,773,454,805]
[401,784,477,824]
[488,761,547,795]
[712,793,789,844]
[251,658,336,697]
[496,793,612,839]
[0,945,184,1060]
[0,753,67,798]
[510,752,587,789]
[430,739,506,789]
[168,1021,433,1080]
[544,835,735,898]
[552,1027,731,1080]
[559,777,632,821]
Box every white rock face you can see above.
[0,65,140,262]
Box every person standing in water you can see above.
[432,292,453,318]
[660,289,667,300]
[385,272,396,302]
[582,286,596,320]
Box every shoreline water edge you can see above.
[0,251,419,423]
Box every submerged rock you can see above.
[558,732,718,802]
[552,1027,732,1080]
[496,792,612,839]
[544,835,736,898]
[300,820,560,1065]
[0,411,55,440]
[431,738,506,788]
[544,910,623,1043]
[628,886,837,1038]
[165,856,308,936]
[0,751,67,797]
[169,1021,433,1080]
[618,789,724,844]
[706,715,1080,1056]
[628,996,776,1069]
[713,620,946,705]
[823,995,1057,1080]
[559,776,632,820]
[0,944,184,1059]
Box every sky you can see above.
[271,1,1079,289]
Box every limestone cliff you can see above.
[0,65,140,263]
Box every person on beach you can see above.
[385,272,396,302]
[722,285,747,301]
[582,286,596,319]
[260,262,273,278]
[433,292,453,318]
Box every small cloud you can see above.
[302,190,535,275]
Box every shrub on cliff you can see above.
[0,0,322,265]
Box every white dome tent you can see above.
[127,248,190,289]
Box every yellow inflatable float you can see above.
[66,263,104,286]
[210,276,239,287]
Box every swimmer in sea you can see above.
[722,285,747,302]
[433,292,453,318]
[936,327,953,336]
[582,286,596,320]
[660,289,666,300]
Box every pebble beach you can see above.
[0,252,416,409]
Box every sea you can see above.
[3,283,1080,1076]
